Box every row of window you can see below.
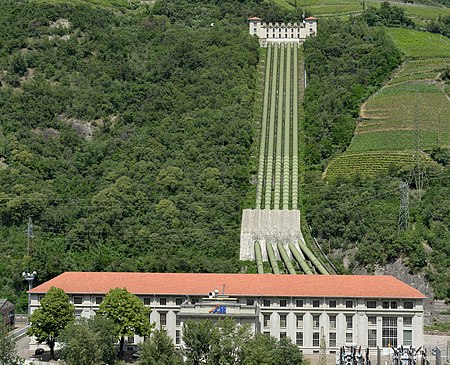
[68,297,414,309]
[262,314,413,330]
[260,299,414,309]
[265,320,411,348]
[126,316,412,348]
[253,22,311,27]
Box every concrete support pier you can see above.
[239,209,305,261]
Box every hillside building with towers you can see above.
[248,16,318,47]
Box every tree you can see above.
[182,319,213,365]
[242,333,307,365]
[28,287,75,360]
[59,316,117,365]
[139,329,183,365]
[275,337,306,365]
[242,334,278,365]
[0,318,24,365]
[97,288,153,356]
[208,318,252,365]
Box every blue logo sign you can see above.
[209,305,226,314]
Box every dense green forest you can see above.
[0,0,306,308]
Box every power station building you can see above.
[248,16,318,47]
[29,272,425,354]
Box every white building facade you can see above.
[29,272,425,354]
[248,16,318,47]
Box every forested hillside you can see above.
[1,0,449,308]
[0,0,302,308]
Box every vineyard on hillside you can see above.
[325,151,435,180]
[325,28,449,178]
[273,0,450,24]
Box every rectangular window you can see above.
[383,301,390,309]
[313,300,320,308]
[128,335,135,344]
[75,309,82,318]
[329,300,337,308]
[367,300,377,308]
[368,316,377,326]
[280,332,287,338]
[247,298,254,306]
[391,301,398,309]
[280,314,287,328]
[329,332,336,347]
[160,312,167,327]
[263,299,271,307]
[329,315,337,330]
[176,330,181,345]
[73,296,82,305]
[176,313,181,326]
[95,296,103,305]
[382,317,398,348]
[403,330,412,346]
[368,329,377,347]
[313,315,320,329]
[296,332,303,346]
[176,297,183,306]
[160,297,167,306]
[346,315,353,330]
[403,317,412,327]
[144,297,151,305]
[313,332,320,347]
[263,314,271,328]
[280,299,287,307]
[346,333,353,343]
[404,301,414,309]
[191,297,199,305]
[296,300,303,307]
[296,314,304,328]
[346,300,353,308]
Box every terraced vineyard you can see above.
[325,151,434,179]
[325,28,449,179]
[272,0,450,24]
[255,43,304,210]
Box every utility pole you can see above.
[398,181,410,233]
[26,217,34,259]
[23,217,37,318]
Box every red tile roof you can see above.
[305,16,318,20]
[248,17,262,21]
[29,272,425,299]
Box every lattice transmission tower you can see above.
[412,91,424,200]
[398,181,410,233]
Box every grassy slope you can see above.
[325,28,449,179]
[273,0,449,23]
